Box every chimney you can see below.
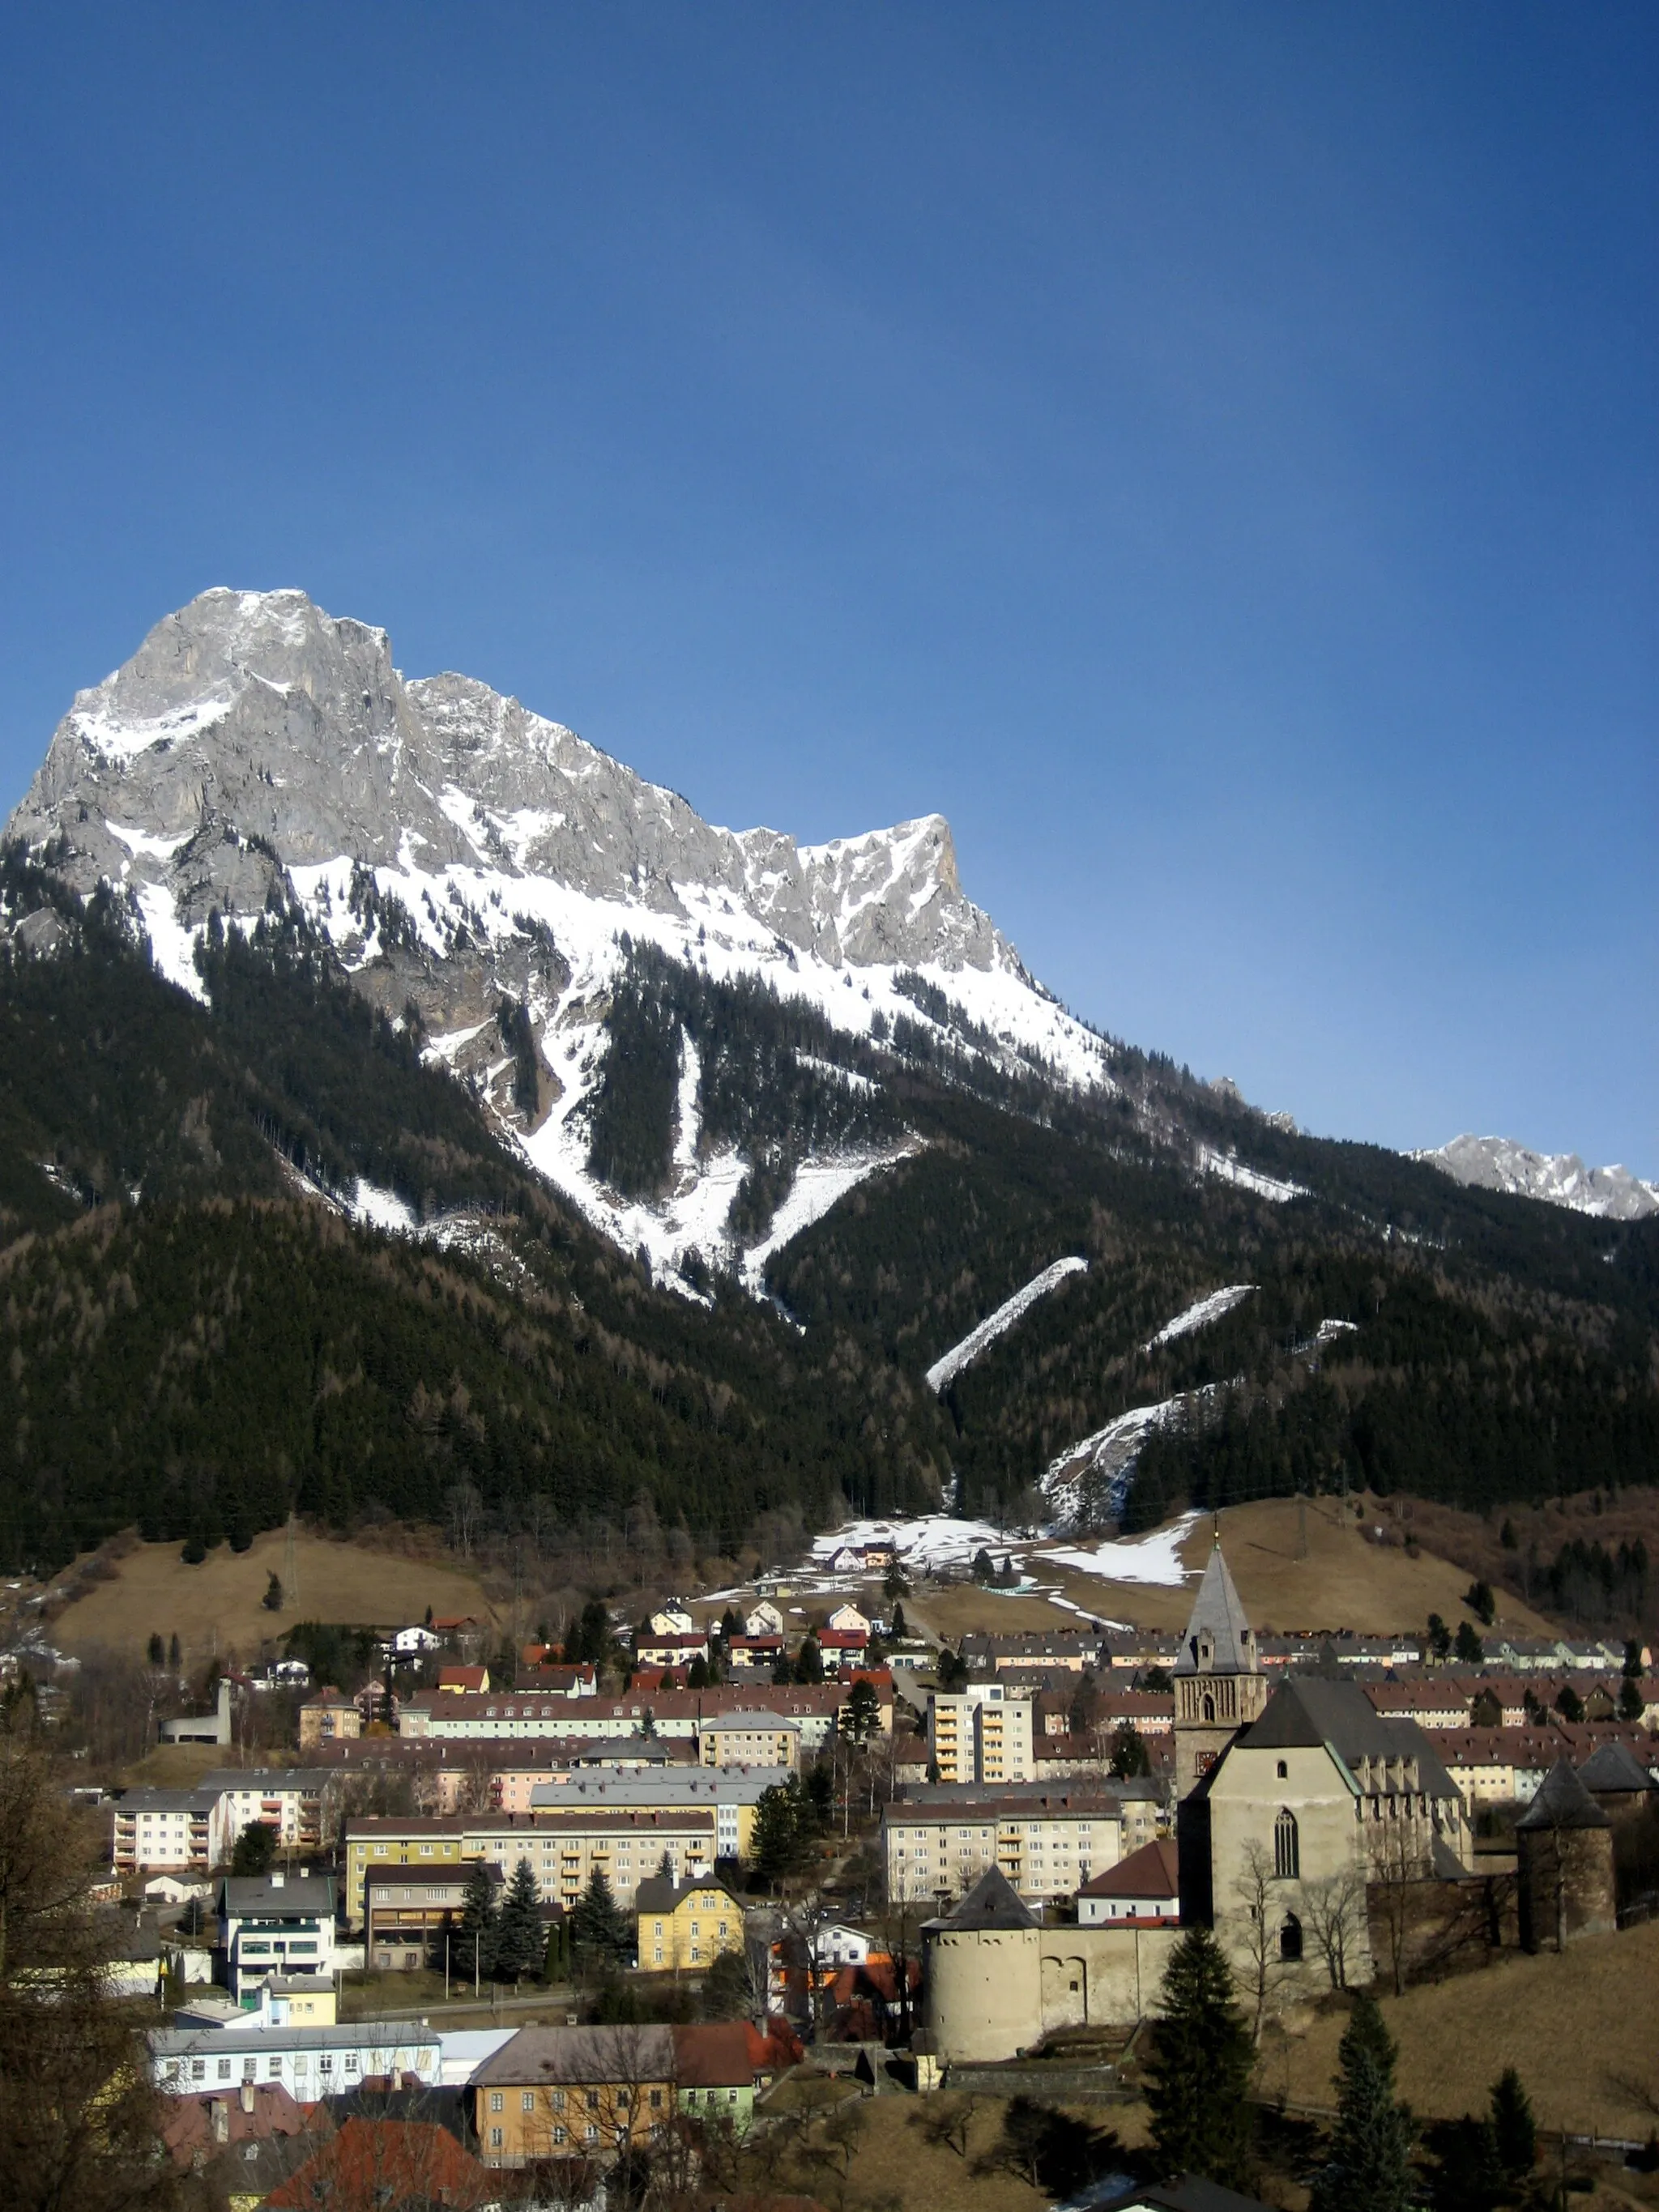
[239,2080,254,2115]
[270,1871,284,1889]
[210,2099,228,2144]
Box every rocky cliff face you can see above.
[1421,1133,1659,1221]
[10,587,1010,974]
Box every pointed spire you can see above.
[1174,1541,1257,1675]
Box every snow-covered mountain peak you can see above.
[6,589,1118,1285]
[1420,1134,1659,1221]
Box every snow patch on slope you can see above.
[1146,1284,1256,1349]
[1044,1511,1202,1587]
[925,1257,1090,1393]
[1197,1145,1307,1204]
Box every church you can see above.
[922,1540,1474,2057]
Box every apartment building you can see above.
[217,1873,338,2001]
[113,1788,215,1873]
[198,1771,332,1860]
[927,1686,1034,1784]
[398,1679,889,1751]
[958,1630,1106,1677]
[363,1862,504,1971]
[883,1791,1124,1905]
[471,2024,676,2167]
[527,1764,790,1861]
[695,1714,801,1769]
[148,2019,440,2098]
[343,1809,715,1927]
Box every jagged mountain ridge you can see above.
[1421,1133,1659,1221]
[7,588,1115,1277]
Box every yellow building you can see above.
[633,1869,744,1972]
[343,1809,714,1927]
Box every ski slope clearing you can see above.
[1196,1145,1307,1204]
[1147,1284,1256,1349]
[924,1256,1089,1392]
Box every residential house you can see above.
[649,1607,695,1635]
[825,1604,871,1636]
[1077,1839,1180,1926]
[744,1602,785,1638]
[398,1679,889,1751]
[817,1628,869,1669]
[297,1688,360,1748]
[216,1873,337,2001]
[437,1664,489,1694]
[390,1626,441,1656]
[158,2080,332,2201]
[471,2023,677,2167]
[633,1869,744,1971]
[726,1634,786,1671]
[633,1630,710,1670]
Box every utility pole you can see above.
[1297,1493,1308,1562]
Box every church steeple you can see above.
[1171,1537,1267,1795]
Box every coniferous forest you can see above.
[1,838,1656,1574]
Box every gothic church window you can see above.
[1274,1808,1299,1880]
[1278,1912,1303,1962]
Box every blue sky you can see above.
[2,5,1653,1173]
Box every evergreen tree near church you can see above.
[1142,1928,1254,2187]
[1307,1993,1415,2212]
[494,1856,544,1984]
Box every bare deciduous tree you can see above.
[1301,1866,1367,1991]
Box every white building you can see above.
[1076,1839,1180,1925]
[391,1625,441,1656]
[744,1602,784,1638]
[148,2018,439,2096]
[826,1604,871,1636]
[649,1605,695,1635]
[216,1872,337,2000]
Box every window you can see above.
[490,2091,504,2112]
[1277,1760,1288,1779]
[650,2090,663,2110]
[585,2125,599,2143]
[553,2127,566,2145]
[522,2092,535,2112]
[1278,1912,1303,1963]
[552,2090,565,2111]
[1202,1693,1216,1722]
[586,2091,600,2111]
[217,2058,232,2081]
[489,2126,503,2150]
[1274,1809,1300,1880]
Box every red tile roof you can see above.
[264,2119,491,2210]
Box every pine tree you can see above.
[1142,1928,1254,2186]
[569,1865,631,1970]
[1488,2066,1536,2183]
[794,1637,824,1685]
[890,1600,908,1639]
[1308,1993,1414,2212]
[147,1634,164,1666]
[495,1856,544,1984]
[458,1860,498,1980]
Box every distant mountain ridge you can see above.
[1421,1133,1659,1221]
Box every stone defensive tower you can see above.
[1172,1539,1268,1796]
